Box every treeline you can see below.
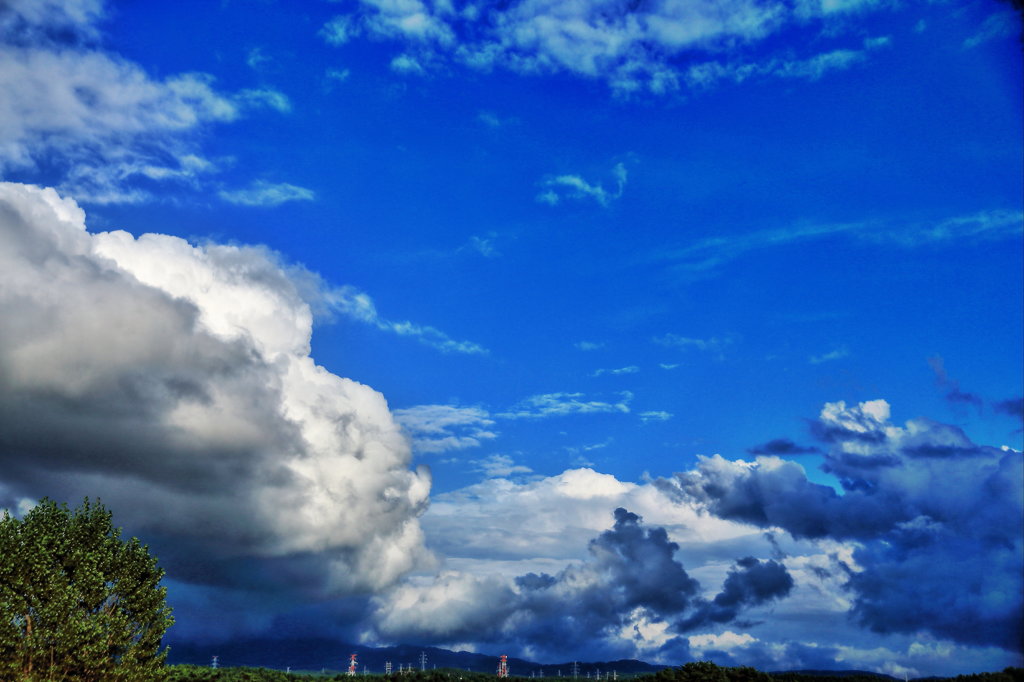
[167,668,541,681]
[165,663,1024,682]
[167,668,540,681]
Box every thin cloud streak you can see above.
[537,163,627,207]
[592,365,640,377]
[810,347,849,365]
[322,286,488,355]
[654,210,1023,278]
[219,180,315,207]
[497,391,632,419]
[686,36,891,88]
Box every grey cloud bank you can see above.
[659,399,1023,652]
[370,508,793,661]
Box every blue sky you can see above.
[0,0,1021,676]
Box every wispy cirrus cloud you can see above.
[686,36,891,88]
[318,0,903,95]
[398,390,646,453]
[323,286,488,355]
[809,347,849,365]
[655,210,1024,278]
[325,67,351,85]
[654,334,736,357]
[390,53,426,75]
[497,391,632,419]
[462,233,499,258]
[319,14,359,46]
[477,110,518,129]
[591,365,639,377]
[246,47,275,73]
[563,438,614,458]
[235,87,291,113]
[537,163,627,207]
[218,180,314,207]
[963,11,1018,49]
[394,404,497,454]
[472,454,533,479]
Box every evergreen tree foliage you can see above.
[0,498,174,680]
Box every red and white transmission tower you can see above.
[348,654,358,677]
[497,655,509,678]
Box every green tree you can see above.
[0,498,174,680]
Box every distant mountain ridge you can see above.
[166,638,664,675]
[166,638,907,680]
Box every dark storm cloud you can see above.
[659,399,1024,651]
[654,457,861,539]
[372,508,793,660]
[714,557,794,609]
[808,420,888,445]
[747,438,820,455]
[515,573,558,591]
[675,557,793,631]
[0,183,433,639]
[928,355,984,408]
[993,396,1024,422]
[580,508,701,616]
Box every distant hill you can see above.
[166,638,662,675]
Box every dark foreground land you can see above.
[166,662,1024,682]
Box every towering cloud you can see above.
[0,183,432,613]
[658,399,1023,651]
